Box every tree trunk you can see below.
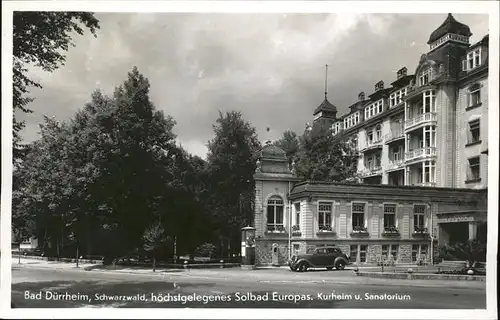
[153,255,156,272]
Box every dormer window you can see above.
[365,100,383,120]
[419,67,431,86]
[463,48,481,71]
[389,87,408,108]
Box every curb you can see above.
[356,271,486,282]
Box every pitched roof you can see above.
[313,97,337,115]
[427,13,472,44]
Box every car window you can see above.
[326,248,335,254]
[316,248,326,254]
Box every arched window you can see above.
[375,125,382,141]
[267,196,284,232]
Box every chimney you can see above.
[397,67,408,79]
[358,92,365,101]
[375,81,384,91]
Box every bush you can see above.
[438,240,486,266]
[194,243,217,258]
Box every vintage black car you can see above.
[288,246,350,272]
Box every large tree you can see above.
[13,12,100,161]
[13,67,181,259]
[295,122,359,182]
[206,111,261,256]
[274,130,300,165]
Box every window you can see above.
[412,244,429,261]
[365,100,383,120]
[420,244,428,257]
[267,196,284,232]
[391,245,399,260]
[390,94,397,107]
[411,244,419,262]
[318,202,332,231]
[467,157,480,181]
[375,154,381,167]
[383,204,397,229]
[468,120,480,144]
[359,245,367,263]
[367,131,373,143]
[419,67,431,86]
[293,243,300,255]
[468,85,481,107]
[352,203,365,229]
[382,245,389,258]
[375,125,382,141]
[467,48,481,70]
[294,203,301,227]
[392,146,402,161]
[350,245,358,263]
[413,205,426,231]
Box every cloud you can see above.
[19,13,489,159]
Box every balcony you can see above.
[265,224,288,237]
[381,226,401,237]
[350,226,369,237]
[386,159,405,172]
[404,112,437,132]
[405,147,436,163]
[412,226,429,237]
[361,139,383,152]
[359,166,383,177]
[384,131,404,144]
[291,225,302,236]
[316,225,336,236]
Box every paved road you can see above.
[12,265,486,309]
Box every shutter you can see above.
[462,59,467,71]
[466,122,472,144]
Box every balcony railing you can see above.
[362,138,383,152]
[405,147,436,162]
[267,224,286,233]
[386,159,405,171]
[404,112,437,130]
[359,166,382,177]
[384,131,404,144]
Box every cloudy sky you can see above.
[19,12,488,159]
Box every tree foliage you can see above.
[294,123,358,182]
[206,111,261,255]
[438,240,487,267]
[143,221,168,272]
[13,12,100,161]
[273,130,300,165]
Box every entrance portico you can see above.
[436,211,487,246]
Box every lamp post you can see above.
[428,201,434,265]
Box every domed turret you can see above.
[427,13,472,45]
[260,140,287,161]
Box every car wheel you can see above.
[335,261,346,270]
[298,262,308,272]
[290,266,298,272]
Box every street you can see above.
[11,264,486,308]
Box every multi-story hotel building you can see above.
[252,14,489,266]
[318,14,489,189]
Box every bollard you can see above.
[184,260,188,271]
[407,267,413,280]
[220,260,224,269]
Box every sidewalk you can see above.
[12,257,97,270]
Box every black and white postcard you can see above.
[1,1,498,319]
